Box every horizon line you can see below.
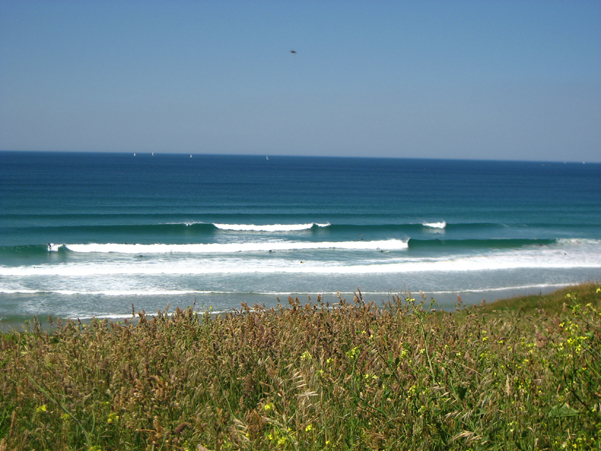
[0,149,598,165]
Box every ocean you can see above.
[1,151,600,327]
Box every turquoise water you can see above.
[1,151,600,324]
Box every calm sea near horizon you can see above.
[1,151,600,327]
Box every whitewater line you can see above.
[61,239,408,254]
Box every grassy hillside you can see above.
[478,282,601,315]
[1,283,600,450]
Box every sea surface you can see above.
[1,151,600,326]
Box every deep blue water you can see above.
[1,151,600,325]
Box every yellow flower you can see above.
[305,424,313,432]
[36,404,47,413]
[301,351,312,361]
[346,346,360,360]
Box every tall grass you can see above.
[1,284,600,450]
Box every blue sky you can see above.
[1,0,600,161]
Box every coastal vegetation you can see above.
[1,283,600,450]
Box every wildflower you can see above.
[263,403,274,411]
[346,346,360,360]
[107,412,120,423]
[305,424,313,432]
[301,351,312,362]
[36,404,47,413]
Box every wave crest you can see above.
[62,239,408,254]
[423,221,446,229]
[214,223,330,232]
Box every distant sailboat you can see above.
[133,153,136,156]
[152,152,154,156]
[266,156,269,160]
[190,154,193,158]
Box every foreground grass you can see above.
[1,285,600,450]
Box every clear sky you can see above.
[1,0,600,161]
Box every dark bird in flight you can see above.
[290,50,296,54]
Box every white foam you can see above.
[2,255,600,277]
[556,238,601,246]
[61,238,405,254]
[427,283,577,295]
[214,223,329,232]
[2,238,600,277]
[73,309,230,321]
[423,221,446,229]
